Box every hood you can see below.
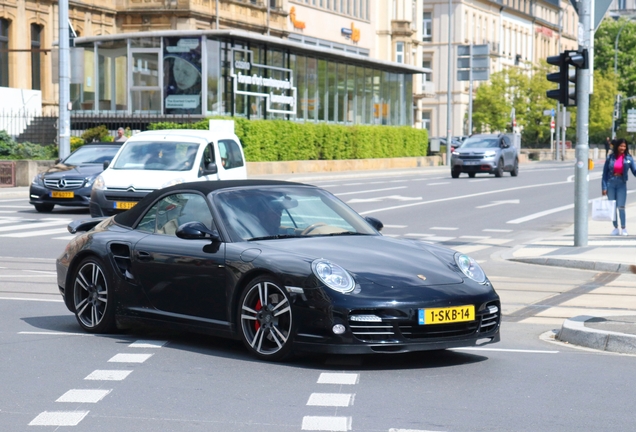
[42,163,103,178]
[256,235,464,287]
[101,168,197,190]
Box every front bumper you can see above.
[292,296,501,354]
[90,188,152,217]
[29,184,92,208]
[451,159,497,173]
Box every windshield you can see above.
[112,141,199,171]
[460,137,500,149]
[63,146,120,165]
[214,186,378,242]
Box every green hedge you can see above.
[0,130,57,160]
[148,118,428,162]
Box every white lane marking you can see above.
[0,220,19,225]
[20,331,89,336]
[0,199,28,202]
[452,245,491,254]
[468,179,489,182]
[382,224,407,228]
[0,275,56,278]
[343,182,365,186]
[419,236,455,242]
[348,195,422,204]
[507,204,573,224]
[317,372,359,385]
[476,199,520,209]
[0,219,70,233]
[307,393,354,407]
[0,205,32,208]
[405,233,434,237]
[389,429,446,432]
[451,348,559,354]
[1,227,69,238]
[429,227,458,231]
[129,340,167,348]
[85,370,133,381]
[426,182,450,186]
[53,235,76,240]
[0,210,17,213]
[459,235,490,239]
[335,186,407,196]
[301,416,352,431]
[4,297,63,303]
[388,180,408,183]
[56,389,111,403]
[24,270,57,274]
[359,179,568,215]
[108,353,153,363]
[29,411,90,426]
[483,228,513,232]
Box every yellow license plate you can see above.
[419,305,475,325]
[51,191,74,198]
[114,201,137,210]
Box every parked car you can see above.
[450,133,519,178]
[89,123,247,217]
[57,180,501,361]
[29,142,122,213]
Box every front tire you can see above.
[494,158,504,177]
[451,167,461,178]
[72,257,116,333]
[238,276,294,361]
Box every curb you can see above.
[558,315,636,354]
[510,257,636,274]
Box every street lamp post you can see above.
[612,18,636,139]
[445,0,452,167]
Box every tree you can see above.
[589,71,617,144]
[594,18,636,98]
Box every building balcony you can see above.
[391,20,414,37]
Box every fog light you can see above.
[332,324,346,335]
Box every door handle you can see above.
[137,251,153,262]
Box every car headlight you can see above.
[31,174,43,186]
[161,178,185,189]
[312,259,355,293]
[84,176,96,188]
[454,253,487,284]
[483,151,497,158]
[452,151,460,156]
[93,175,105,190]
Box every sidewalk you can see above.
[508,202,636,354]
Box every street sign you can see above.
[627,109,636,133]
[457,69,489,81]
[458,57,489,69]
[551,120,556,131]
[543,109,555,116]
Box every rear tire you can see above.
[34,204,54,213]
[72,257,117,333]
[510,159,519,177]
[494,159,504,177]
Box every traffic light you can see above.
[546,49,587,107]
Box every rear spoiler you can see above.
[67,217,108,234]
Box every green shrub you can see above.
[70,136,84,152]
[148,118,428,162]
[0,130,57,160]
[82,125,112,143]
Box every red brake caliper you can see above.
[254,300,262,331]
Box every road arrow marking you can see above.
[476,199,520,209]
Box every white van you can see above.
[89,121,247,217]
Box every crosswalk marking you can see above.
[0,219,70,233]
[0,217,74,239]
[1,227,69,238]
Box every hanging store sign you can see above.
[341,23,360,43]
[163,37,202,115]
[230,47,297,115]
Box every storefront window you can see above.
[327,61,336,122]
[79,45,96,111]
[163,36,202,115]
[131,37,161,48]
[372,69,381,125]
[307,57,317,122]
[317,59,327,121]
[346,65,355,123]
[296,55,306,120]
[364,68,373,124]
[131,90,161,112]
[405,74,413,125]
[356,66,364,124]
[381,71,390,125]
[206,39,222,115]
[132,52,159,87]
[337,63,346,123]
[96,40,127,111]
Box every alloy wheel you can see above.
[240,279,293,359]
[73,261,109,330]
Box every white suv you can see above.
[90,123,247,217]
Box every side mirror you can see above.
[365,216,384,232]
[200,162,218,176]
[176,221,221,241]
[103,160,110,170]
[500,141,509,148]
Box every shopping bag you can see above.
[591,198,616,221]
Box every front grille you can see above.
[459,155,484,160]
[348,322,396,342]
[104,194,147,202]
[479,302,500,332]
[44,178,85,190]
[400,321,479,339]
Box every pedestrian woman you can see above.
[602,139,636,235]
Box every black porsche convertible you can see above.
[56,180,500,361]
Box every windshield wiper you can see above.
[247,234,301,241]
[323,231,372,237]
